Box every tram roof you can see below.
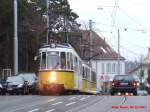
[39,43,81,59]
[39,43,72,51]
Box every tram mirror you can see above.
[34,56,38,61]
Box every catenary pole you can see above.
[13,0,18,75]
[117,29,120,75]
[89,19,93,65]
[46,0,49,43]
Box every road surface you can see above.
[0,95,149,112]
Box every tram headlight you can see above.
[49,71,56,82]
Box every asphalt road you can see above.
[0,95,149,112]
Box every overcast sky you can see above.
[68,0,150,61]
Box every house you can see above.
[80,30,125,89]
[129,64,149,84]
[129,48,150,86]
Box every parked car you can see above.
[133,75,140,88]
[0,80,7,95]
[6,76,29,95]
[111,75,137,95]
[95,88,103,95]
[19,73,37,94]
[137,89,148,96]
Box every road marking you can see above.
[52,102,62,106]
[65,102,76,106]
[48,98,56,102]
[69,97,76,100]
[45,109,55,112]
[85,96,90,98]
[80,97,86,101]
[79,96,91,101]
[120,96,127,105]
[28,108,39,112]
[107,96,127,112]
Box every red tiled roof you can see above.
[80,30,125,60]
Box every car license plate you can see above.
[120,83,128,85]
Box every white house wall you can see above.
[91,60,125,88]
[131,66,148,83]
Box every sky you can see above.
[68,0,150,61]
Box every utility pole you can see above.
[46,0,49,44]
[117,29,120,75]
[13,0,18,75]
[89,19,93,65]
[64,14,68,43]
[63,0,69,43]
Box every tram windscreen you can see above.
[47,52,59,69]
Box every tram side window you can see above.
[82,67,86,78]
[79,61,82,75]
[85,68,87,79]
[91,71,96,82]
[41,52,46,69]
[74,57,78,72]
[60,52,66,69]
[70,53,73,70]
[87,68,90,81]
[67,52,71,69]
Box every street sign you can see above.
[100,74,110,82]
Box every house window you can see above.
[112,63,116,73]
[106,63,111,73]
[120,63,122,74]
[101,63,105,74]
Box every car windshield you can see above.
[114,75,134,81]
[7,76,23,83]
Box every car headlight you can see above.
[17,84,23,88]
[0,84,2,88]
[49,72,56,82]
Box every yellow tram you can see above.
[36,43,97,95]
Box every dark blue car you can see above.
[0,80,7,95]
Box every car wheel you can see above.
[111,92,114,95]
[26,87,29,95]
[1,91,5,95]
[17,89,22,95]
[133,91,137,96]
[21,88,25,95]
[10,92,14,95]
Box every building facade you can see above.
[92,59,125,88]
[129,48,150,87]
[80,30,125,89]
